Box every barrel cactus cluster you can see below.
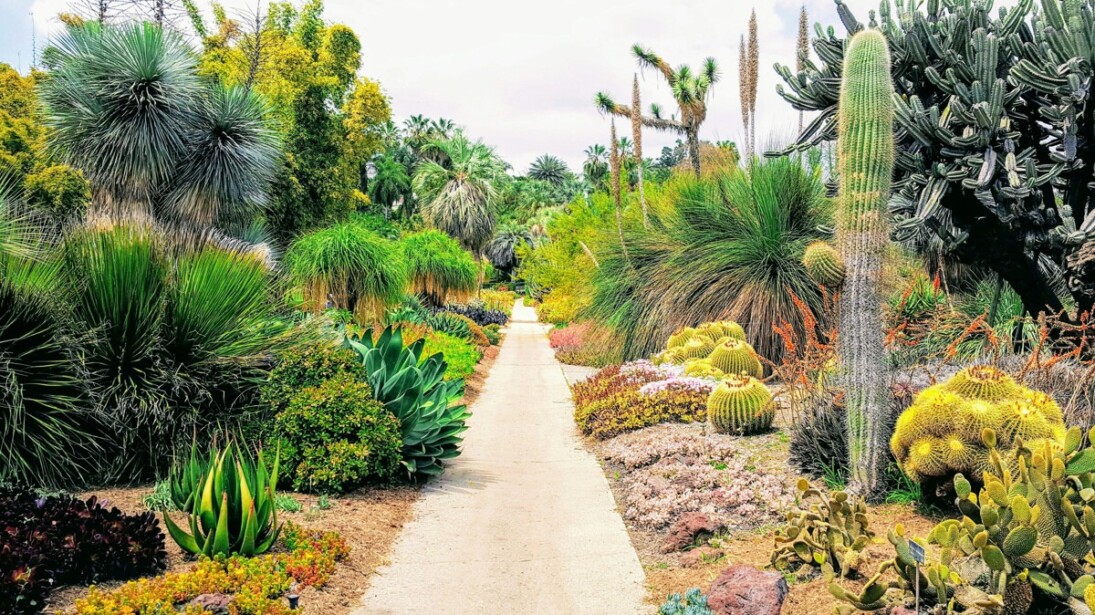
[655,320,758,377]
[706,374,774,435]
[891,365,1066,484]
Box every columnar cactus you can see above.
[706,374,774,435]
[836,29,895,495]
[707,338,763,378]
[802,241,845,288]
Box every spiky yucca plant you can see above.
[836,29,896,495]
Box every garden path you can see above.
[356,300,647,615]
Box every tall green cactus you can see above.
[837,29,894,496]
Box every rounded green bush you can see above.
[261,342,367,415]
[275,373,402,493]
[400,230,478,307]
[422,330,481,381]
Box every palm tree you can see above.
[413,134,502,259]
[528,155,570,187]
[404,114,432,150]
[486,222,535,279]
[583,144,609,189]
[40,21,278,227]
[368,153,412,218]
[431,118,456,139]
[597,46,719,177]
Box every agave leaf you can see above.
[163,512,201,554]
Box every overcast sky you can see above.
[4,0,893,173]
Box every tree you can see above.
[413,134,503,258]
[583,144,609,189]
[342,77,393,196]
[367,153,411,217]
[486,222,535,280]
[528,155,570,187]
[40,21,278,228]
[773,0,1095,327]
[597,46,719,177]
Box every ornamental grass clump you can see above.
[400,230,478,307]
[285,220,408,322]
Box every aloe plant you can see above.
[343,325,471,478]
[164,441,281,557]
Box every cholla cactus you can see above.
[706,374,773,435]
[707,338,763,379]
[891,366,1066,484]
[802,241,845,288]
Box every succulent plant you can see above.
[890,365,1066,484]
[802,241,845,288]
[707,338,763,378]
[695,320,747,343]
[706,374,774,435]
[771,479,873,578]
[164,440,281,557]
[667,327,699,350]
[683,358,725,380]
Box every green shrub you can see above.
[483,323,502,345]
[400,230,478,307]
[261,342,367,416]
[422,330,481,382]
[275,374,402,493]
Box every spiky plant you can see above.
[837,29,895,496]
[485,223,534,279]
[285,219,408,322]
[631,74,647,227]
[413,134,502,258]
[527,155,570,187]
[40,21,278,226]
[400,230,477,307]
[609,120,630,266]
[596,46,719,177]
[587,156,830,364]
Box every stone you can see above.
[189,594,233,615]
[887,607,917,615]
[679,546,724,568]
[661,512,724,553]
[707,564,788,615]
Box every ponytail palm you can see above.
[412,135,502,257]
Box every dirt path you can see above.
[356,300,646,615]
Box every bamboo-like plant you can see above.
[836,29,895,496]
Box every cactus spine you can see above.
[836,29,895,496]
[802,241,845,288]
[708,338,763,379]
[707,374,774,435]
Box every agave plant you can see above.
[164,440,281,557]
[343,325,470,478]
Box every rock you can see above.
[661,512,724,553]
[707,564,788,615]
[887,607,916,615]
[189,594,233,614]
[679,546,724,568]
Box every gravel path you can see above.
[356,300,647,615]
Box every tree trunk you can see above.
[637,163,647,228]
[687,131,701,178]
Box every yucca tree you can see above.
[597,46,719,177]
[528,155,571,187]
[40,21,279,228]
[413,134,503,259]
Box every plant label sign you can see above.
[909,540,926,564]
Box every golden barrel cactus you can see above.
[683,358,725,379]
[666,327,699,349]
[695,320,747,343]
[708,338,763,378]
[802,241,845,287]
[707,374,774,435]
[891,365,1066,483]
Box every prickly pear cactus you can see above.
[706,374,774,435]
[803,241,846,288]
[772,479,873,579]
[891,365,1066,484]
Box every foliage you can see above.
[23,164,90,224]
[527,154,571,186]
[573,361,713,440]
[285,218,408,322]
[771,480,873,579]
[141,480,176,512]
[343,326,471,478]
[482,323,502,345]
[368,152,412,215]
[479,288,517,314]
[41,22,279,227]
[586,157,831,365]
[76,522,348,615]
[0,488,167,614]
[413,134,504,256]
[549,321,624,367]
[891,365,1066,486]
[276,373,403,493]
[422,330,482,382]
[443,301,510,327]
[261,341,367,419]
[164,441,282,557]
[775,0,1095,321]
[400,230,478,307]
[835,28,896,494]
[62,224,292,480]
[486,222,535,278]
[706,374,774,436]
[659,588,713,615]
[789,391,850,484]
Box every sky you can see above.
[3,0,892,173]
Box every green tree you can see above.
[368,153,412,217]
[528,155,570,187]
[583,144,609,190]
